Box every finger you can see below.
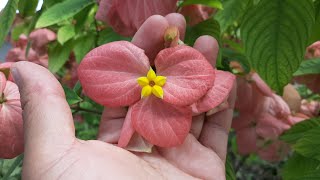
[157,134,225,180]
[199,83,237,162]
[193,35,219,68]
[97,107,127,144]
[131,15,169,64]
[165,13,187,40]
[190,113,205,139]
[11,62,75,152]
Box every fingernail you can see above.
[10,67,22,87]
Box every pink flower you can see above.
[300,99,320,117]
[0,64,23,159]
[78,38,235,147]
[78,41,215,147]
[5,29,56,68]
[95,0,178,36]
[305,41,320,59]
[180,5,214,26]
[29,28,56,56]
[232,73,298,161]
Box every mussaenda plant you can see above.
[96,0,178,37]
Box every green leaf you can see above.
[215,0,250,32]
[63,85,83,105]
[98,28,131,46]
[48,41,73,73]
[0,0,19,48]
[74,34,96,63]
[73,81,82,95]
[180,0,223,10]
[185,17,221,46]
[57,24,76,45]
[225,156,236,180]
[280,118,320,144]
[222,48,251,74]
[3,155,23,179]
[294,58,320,76]
[18,0,38,17]
[36,0,94,28]
[309,0,320,43]
[241,0,315,93]
[282,153,320,180]
[43,0,63,9]
[294,124,320,160]
[11,22,29,40]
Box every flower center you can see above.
[149,81,155,87]
[137,68,167,99]
[0,93,6,104]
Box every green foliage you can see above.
[36,0,94,28]
[18,0,38,17]
[309,0,320,43]
[294,58,320,76]
[0,0,19,48]
[215,0,251,32]
[57,24,76,45]
[241,0,315,93]
[185,17,221,46]
[221,48,251,74]
[74,33,96,63]
[48,41,74,73]
[180,0,223,10]
[226,156,236,180]
[294,125,320,161]
[0,155,23,179]
[281,118,320,144]
[282,153,320,180]
[98,28,131,46]
[11,22,29,40]
[63,85,83,105]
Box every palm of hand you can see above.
[23,136,225,179]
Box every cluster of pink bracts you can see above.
[230,59,320,161]
[6,29,56,68]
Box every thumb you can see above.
[11,62,75,154]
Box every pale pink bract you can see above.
[78,41,215,147]
[0,67,23,159]
[96,0,178,36]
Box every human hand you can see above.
[11,59,235,180]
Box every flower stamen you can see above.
[138,68,166,99]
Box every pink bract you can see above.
[180,5,214,26]
[232,72,305,161]
[29,28,57,55]
[6,29,56,68]
[96,0,178,36]
[0,71,23,159]
[78,41,215,147]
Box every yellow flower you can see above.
[137,68,166,99]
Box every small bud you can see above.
[164,26,180,48]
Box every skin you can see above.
[11,61,236,180]
[10,15,236,180]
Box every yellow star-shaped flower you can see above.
[137,68,166,99]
